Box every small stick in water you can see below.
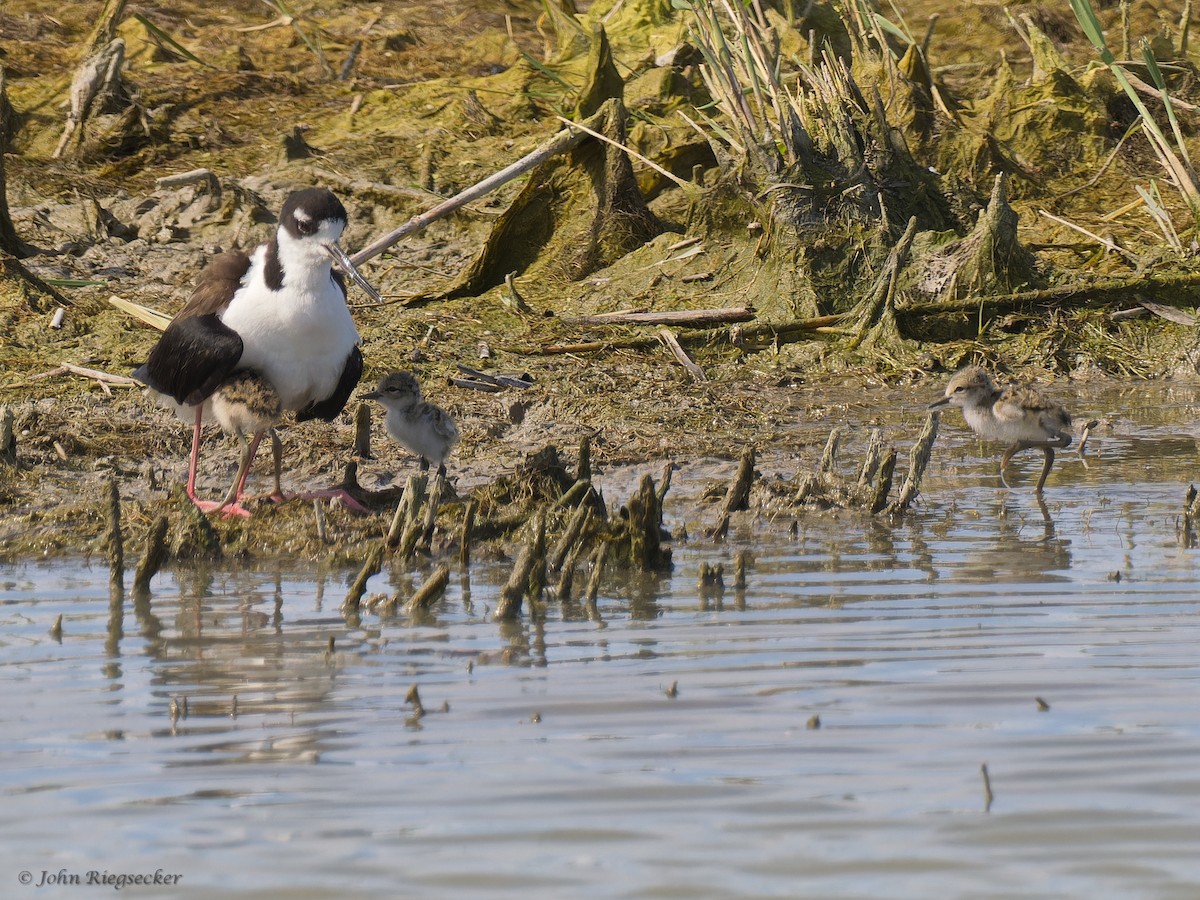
[133,515,169,597]
[342,543,384,617]
[406,564,450,614]
[583,541,609,614]
[459,500,476,567]
[709,447,755,540]
[818,426,843,474]
[495,511,547,620]
[106,476,124,597]
[981,763,994,812]
[406,684,425,718]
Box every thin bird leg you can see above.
[185,406,204,501]
[998,443,1020,489]
[418,457,430,472]
[1035,447,1056,495]
[436,462,447,479]
[218,430,266,508]
[184,408,252,517]
[269,428,283,499]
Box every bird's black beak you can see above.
[360,389,381,401]
[325,242,383,303]
[928,396,950,410]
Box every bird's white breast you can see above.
[220,245,360,411]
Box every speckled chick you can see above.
[930,366,1074,493]
[362,372,459,476]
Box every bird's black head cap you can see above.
[279,188,348,239]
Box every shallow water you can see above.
[4,380,1200,898]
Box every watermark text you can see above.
[18,869,183,890]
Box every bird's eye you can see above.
[294,214,317,236]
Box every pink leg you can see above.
[228,430,266,503]
[183,409,254,519]
[286,486,370,513]
[185,406,204,501]
[257,430,367,513]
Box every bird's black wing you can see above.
[132,314,244,406]
[294,346,363,422]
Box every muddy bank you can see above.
[3,0,1200,564]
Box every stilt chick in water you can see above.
[362,372,459,477]
[930,366,1082,494]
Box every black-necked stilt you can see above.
[930,366,1077,494]
[361,371,459,477]
[133,187,381,515]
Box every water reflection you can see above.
[5,380,1200,895]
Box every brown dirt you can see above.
[3,0,1200,561]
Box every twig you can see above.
[454,364,533,389]
[561,307,754,327]
[0,406,15,466]
[1038,209,1140,264]
[155,167,218,189]
[406,564,450,614]
[553,114,692,190]
[658,328,706,382]
[132,515,169,597]
[342,543,383,618]
[459,500,476,567]
[350,125,589,265]
[450,377,504,393]
[106,476,123,597]
[709,447,755,540]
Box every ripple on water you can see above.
[4,386,1200,897]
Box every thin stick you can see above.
[342,543,383,618]
[352,402,372,458]
[106,476,124,597]
[406,564,450,614]
[0,406,14,466]
[349,126,588,265]
[459,500,476,567]
[709,447,756,540]
[132,515,169,596]
[562,307,754,327]
[62,362,140,385]
[553,114,691,189]
[454,364,533,389]
[658,328,706,382]
[1038,209,1140,264]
